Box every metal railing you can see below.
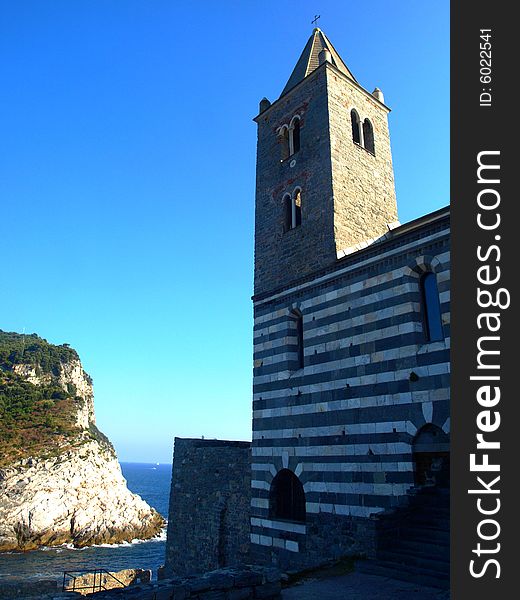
[62,569,126,593]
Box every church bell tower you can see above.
[253,28,398,297]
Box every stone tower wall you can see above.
[254,63,398,299]
[326,68,398,255]
[254,67,336,297]
[165,438,251,577]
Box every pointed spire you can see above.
[280,28,357,97]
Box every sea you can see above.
[0,462,172,584]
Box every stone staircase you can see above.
[358,486,449,589]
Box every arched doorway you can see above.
[269,469,306,523]
[412,424,450,488]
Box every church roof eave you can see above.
[253,61,390,122]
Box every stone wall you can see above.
[28,566,282,600]
[250,513,378,572]
[326,65,398,257]
[165,438,251,577]
[0,579,58,599]
[253,65,336,297]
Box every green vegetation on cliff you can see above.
[0,330,80,376]
[0,330,93,467]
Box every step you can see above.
[380,537,449,559]
[377,523,450,545]
[403,516,450,531]
[411,488,450,497]
[388,501,449,514]
[409,494,450,507]
[407,503,450,515]
[408,498,450,511]
[376,513,449,534]
[377,550,449,573]
[406,505,449,517]
[408,502,450,514]
[411,486,449,496]
[399,526,449,544]
[357,560,450,589]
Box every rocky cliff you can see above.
[0,330,164,551]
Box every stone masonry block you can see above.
[154,588,174,600]
[198,591,227,600]
[233,571,264,588]
[253,581,282,599]
[227,587,254,600]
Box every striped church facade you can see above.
[250,208,450,568]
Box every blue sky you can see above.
[0,1,449,463]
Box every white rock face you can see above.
[1,356,163,551]
[0,439,163,551]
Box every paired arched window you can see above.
[290,309,304,369]
[351,109,361,144]
[420,272,443,342]
[350,109,376,155]
[269,469,306,523]
[278,115,301,160]
[283,188,302,231]
[363,118,375,154]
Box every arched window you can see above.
[290,309,304,369]
[279,126,290,161]
[412,424,450,488]
[420,272,443,342]
[351,109,361,144]
[283,189,302,232]
[283,194,292,232]
[290,117,301,154]
[293,188,302,228]
[269,469,306,523]
[363,118,375,154]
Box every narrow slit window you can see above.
[291,309,304,369]
[420,272,444,342]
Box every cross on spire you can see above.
[311,14,321,27]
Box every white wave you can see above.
[36,527,167,552]
[90,529,167,548]
[40,543,77,552]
